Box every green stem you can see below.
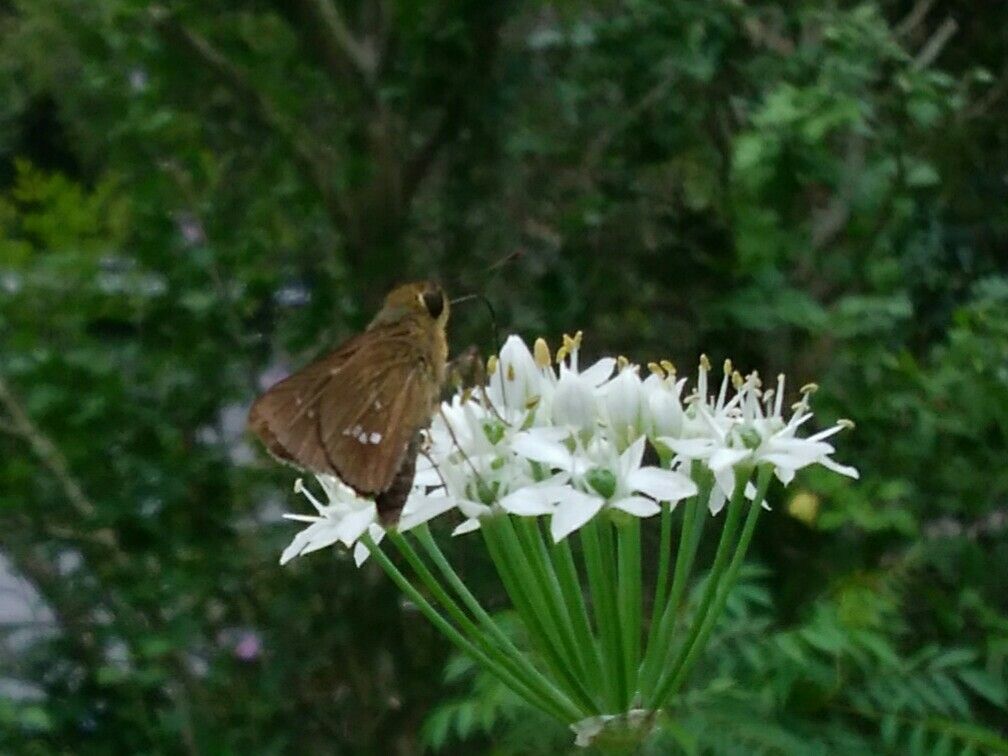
[497,517,599,711]
[579,518,624,711]
[598,517,628,709]
[661,466,773,700]
[481,517,598,713]
[511,516,595,698]
[408,525,584,719]
[644,502,673,654]
[639,472,711,697]
[551,534,605,696]
[616,517,642,706]
[649,468,752,709]
[361,534,573,722]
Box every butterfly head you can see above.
[370,281,449,329]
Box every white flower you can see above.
[658,366,857,513]
[279,476,380,566]
[514,434,697,541]
[277,334,857,562]
[487,335,544,422]
[280,475,456,567]
[601,366,646,449]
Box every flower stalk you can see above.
[279,334,858,748]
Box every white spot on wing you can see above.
[369,432,382,444]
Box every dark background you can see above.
[1,1,1006,753]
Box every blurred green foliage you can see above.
[0,0,1005,753]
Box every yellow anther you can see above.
[506,363,516,381]
[572,330,583,350]
[617,355,629,370]
[731,370,744,389]
[525,395,541,409]
[533,338,551,368]
[660,359,676,375]
[800,382,819,395]
[723,358,733,375]
[838,418,855,429]
[647,362,664,377]
[487,355,499,375]
[699,353,711,371]
[555,343,569,364]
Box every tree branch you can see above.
[282,0,377,85]
[895,0,936,38]
[912,16,958,71]
[150,7,346,224]
[0,374,97,522]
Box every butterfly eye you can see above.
[422,289,445,319]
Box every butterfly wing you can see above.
[248,323,440,496]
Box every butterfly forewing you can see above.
[248,321,440,496]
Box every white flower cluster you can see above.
[280,333,857,565]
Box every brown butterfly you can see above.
[248,281,450,525]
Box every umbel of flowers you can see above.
[280,333,857,747]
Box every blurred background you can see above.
[1,0,1006,753]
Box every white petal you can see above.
[353,542,370,567]
[398,495,456,532]
[619,436,647,475]
[709,447,751,472]
[513,432,573,469]
[580,357,616,387]
[335,506,377,546]
[550,492,604,542]
[552,373,598,430]
[774,465,796,486]
[626,466,698,503]
[819,456,860,479]
[714,467,737,499]
[499,486,559,516]
[610,496,661,517]
[659,437,715,459]
[412,465,443,487]
[456,499,492,519]
[452,519,482,536]
[708,487,727,516]
[279,528,314,565]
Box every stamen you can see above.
[534,338,551,368]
